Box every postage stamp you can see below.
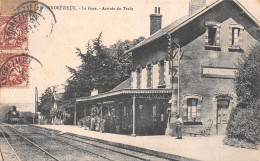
[0,1,57,51]
[0,15,29,50]
[0,53,43,88]
[0,53,30,87]
[0,1,55,88]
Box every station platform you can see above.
[31,125,259,161]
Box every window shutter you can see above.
[151,64,153,88]
[183,99,188,120]
[132,71,137,89]
[216,27,220,46]
[197,104,201,121]
[205,28,208,45]
[188,106,191,120]
[229,27,232,47]
[141,68,147,89]
[152,63,159,88]
[238,29,244,48]
[165,60,171,88]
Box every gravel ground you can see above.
[0,125,54,161]
[29,126,169,161]
[3,125,170,161]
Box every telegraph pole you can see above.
[74,92,77,126]
[165,34,181,136]
[34,87,38,124]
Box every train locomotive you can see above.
[7,106,21,124]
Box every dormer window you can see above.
[229,24,244,51]
[158,60,165,88]
[205,21,221,51]
[232,28,240,46]
[208,26,217,45]
[147,64,152,88]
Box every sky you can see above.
[0,0,260,112]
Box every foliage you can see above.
[64,33,145,99]
[38,87,53,118]
[109,37,145,80]
[234,45,260,106]
[225,44,260,149]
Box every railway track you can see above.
[0,124,171,161]
[27,126,169,161]
[0,125,57,161]
[2,125,109,161]
[0,127,21,161]
[14,125,169,161]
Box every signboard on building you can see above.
[201,66,237,79]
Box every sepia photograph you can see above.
[0,0,259,160]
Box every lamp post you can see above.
[165,33,181,136]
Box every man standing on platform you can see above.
[175,114,183,139]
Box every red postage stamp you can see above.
[0,52,30,87]
[0,15,28,50]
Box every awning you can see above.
[76,89,173,102]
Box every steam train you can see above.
[6,106,21,124]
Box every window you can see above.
[187,98,198,121]
[183,95,202,123]
[158,60,165,87]
[232,28,240,46]
[205,21,221,50]
[208,26,217,45]
[147,64,152,88]
[136,68,141,89]
[229,24,244,50]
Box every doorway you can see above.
[216,99,230,134]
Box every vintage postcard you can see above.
[0,0,259,160]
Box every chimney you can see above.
[189,0,206,16]
[150,7,162,35]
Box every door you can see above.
[217,99,230,134]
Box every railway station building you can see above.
[76,0,260,136]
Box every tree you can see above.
[224,44,260,149]
[64,33,145,99]
[38,87,53,118]
[109,36,145,80]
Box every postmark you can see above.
[0,53,42,88]
[1,1,57,50]
[13,1,57,37]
